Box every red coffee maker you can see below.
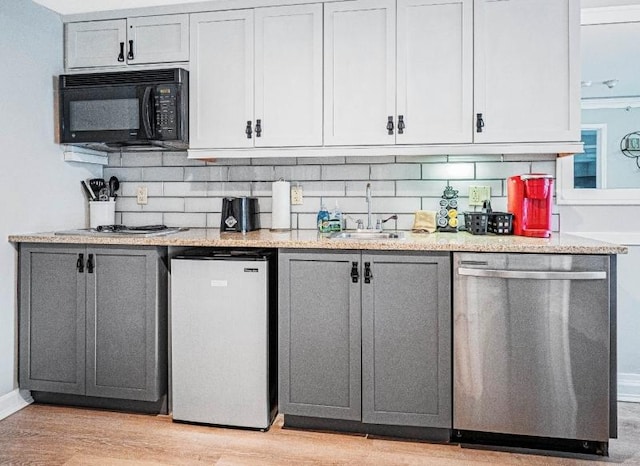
[507,174,554,238]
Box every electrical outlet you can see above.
[468,186,491,206]
[136,186,148,205]
[291,185,303,205]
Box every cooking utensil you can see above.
[81,180,96,201]
[108,176,120,198]
[98,187,110,201]
[89,178,106,199]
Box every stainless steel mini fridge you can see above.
[170,250,277,429]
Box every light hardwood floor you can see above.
[1,403,639,465]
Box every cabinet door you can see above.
[127,15,189,65]
[361,252,451,428]
[254,4,323,147]
[66,20,127,69]
[19,244,86,395]
[279,251,362,421]
[396,0,472,144]
[324,0,396,146]
[474,0,580,143]
[85,247,165,401]
[190,10,254,149]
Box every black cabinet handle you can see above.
[87,254,94,274]
[245,120,253,139]
[398,115,405,134]
[387,116,394,135]
[351,262,359,283]
[476,113,485,133]
[117,42,125,62]
[255,119,262,138]
[127,40,134,60]
[77,254,84,273]
[364,262,373,284]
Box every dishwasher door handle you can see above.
[458,267,607,280]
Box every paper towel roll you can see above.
[271,180,291,230]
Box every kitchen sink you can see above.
[329,230,405,240]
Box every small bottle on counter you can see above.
[329,201,343,232]
[317,204,330,233]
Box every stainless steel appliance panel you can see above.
[453,253,610,442]
[171,253,272,429]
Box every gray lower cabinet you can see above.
[279,250,451,429]
[19,244,167,402]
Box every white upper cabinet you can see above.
[190,10,254,149]
[66,20,126,69]
[65,15,189,69]
[324,0,396,146]
[396,0,473,144]
[473,0,580,143]
[190,5,323,150]
[254,4,323,147]
[127,15,189,65]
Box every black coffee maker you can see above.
[220,197,260,232]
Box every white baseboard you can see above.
[0,389,33,420]
[619,373,640,403]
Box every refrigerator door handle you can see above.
[458,267,606,280]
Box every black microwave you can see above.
[59,68,188,151]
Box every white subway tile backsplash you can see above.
[345,156,395,164]
[185,166,228,182]
[122,212,163,226]
[143,167,184,182]
[229,166,275,182]
[163,182,207,197]
[447,154,502,162]
[396,155,447,163]
[322,164,369,180]
[107,154,563,230]
[207,182,251,197]
[452,180,504,197]
[104,167,142,182]
[300,181,345,197]
[143,197,184,212]
[252,157,298,166]
[475,162,531,180]
[422,163,475,180]
[370,164,420,180]
[185,197,220,213]
[345,181,394,197]
[531,161,556,176]
[298,156,345,165]
[121,182,163,197]
[396,180,445,197]
[164,212,207,228]
[206,213,222,228]
[121,153,163,167]
[275,165,321,181]
[163,152,205,166]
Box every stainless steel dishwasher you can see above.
[170,249,277,430]
[453,252,615,453]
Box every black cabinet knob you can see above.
[387,116,394,135]
[117,42,125,62]
[245,120,253,139]
[364,262,373,284]
[127,40,134,60]
[398,115,405,134]
[87,254,94,274]
[256,119,262,138]
[77,253,84,273]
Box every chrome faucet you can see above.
[366,183,373,230]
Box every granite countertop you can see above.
[7,229,628,254]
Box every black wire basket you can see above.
[487,212,514,235]
[463,212,489,235]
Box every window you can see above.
[574,128,604,189]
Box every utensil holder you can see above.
[89,200,116,229]
[487,212,514,235]
[463,212,489,235]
